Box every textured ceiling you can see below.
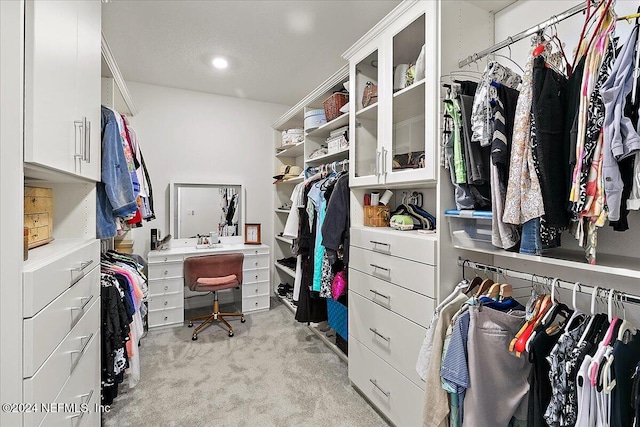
[102,0,401,106]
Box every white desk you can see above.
[147,243,270,328]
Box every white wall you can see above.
[125,82,289,257]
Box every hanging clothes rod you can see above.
[457,258,640,305]
[458,2,594,68]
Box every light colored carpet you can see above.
[103,298,390,427]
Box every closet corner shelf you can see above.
[355,102,378,120]
[275,235,294,245]
[275,262,296,278]
[276,141,305,158]
[306,113,349,139]
[393,78,425,124]
[305,148,350,165]
[455,245,640,279]
[275,208,291,214]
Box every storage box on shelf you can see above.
[445,209,492,250]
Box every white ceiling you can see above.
[102,0,401,107]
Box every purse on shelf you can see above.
[362,81,378,107]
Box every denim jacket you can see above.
[97,106,137,239]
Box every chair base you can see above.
[188,297,245,340]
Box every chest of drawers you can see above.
[147,244,271,328]
[349,227,436,427]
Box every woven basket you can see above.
[364,205,390,227]
[323,92,348,122]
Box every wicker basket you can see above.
[323,92,348,122]
[364,205,390,227]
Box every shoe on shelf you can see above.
[277,283,292,296]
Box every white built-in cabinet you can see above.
[24,0,101,181]
[346,1,438,188]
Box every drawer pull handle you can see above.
[164,270,168,275]
[164,316,168,321]
[370,264,390,273]
[72,260,94,272]
[165,285,169,291]
[369,289,390,300]
[369,379,391,397]
[369,327,390,342]
[70,294,94,312]
[164,301,168,306]
[369,240,390,247]
[70,333,94,374]
[164,257,168,262]
[255,302,259,306]
[255,275,258,279]
[255,288,259,293]
[255,262,259,266]
[255,250,258,255]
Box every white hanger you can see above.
[578,285,600,345]
[617,293,637,342]
[436,281,468,312]
[540,278,560,326]
[560,282,584,334]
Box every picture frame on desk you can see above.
[244,223,261,245]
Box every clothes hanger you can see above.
[631,8,640,104]
[617,293,637,341]
[578,285,601,345]
[462,262,484,296]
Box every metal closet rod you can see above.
[458,1,596,68]
[457,258,640,305]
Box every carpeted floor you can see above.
[103,298,389,427]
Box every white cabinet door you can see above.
[24,0,101,181]
[76,0,101,181]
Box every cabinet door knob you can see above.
[164,257,168,262]
[164,316,168,321]
[255,288,258,293]
[255,250,258,255]
[164,270,168,275]
[255,275,258,279]
[255,302,259,306]
[255,262,258,266]
[164,301,168,306]
[164,285,169,291]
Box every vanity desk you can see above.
[147,243,270,329]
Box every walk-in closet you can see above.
[3,0,640,426]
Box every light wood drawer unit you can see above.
[242,281,270,298]
[148,307,183,327]
[23,239,99,317]
[243,294,270,312]
[148,277,183,296]
[350,227,436,265]
[148,261,183,279]
[349,337,424,427]
[23,266,99,377]
[243,268,269,284]
[24,212,49,228]
[32,330,100,427]
[23,300,99,426]
[148,291,184,311]
[349,269,435,328]
[350,291,427,389]
[243,254,269,270]
[350,246,436,297]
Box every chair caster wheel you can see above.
[241,317,246,323]
[188,322,193,328]
[229,331,234,337]
[192,334,198,341]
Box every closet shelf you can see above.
[393,78,425,124]
[275,208,291,213]
[306,113,349,139]
[356,102,378,120]
[275,176,304,185]
[306,148,349,165]
[275,235,294,245]
[276,141,304,158]
[456,245,640,280]
[275,262,296,278]
[23,238,96,271]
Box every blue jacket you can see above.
[97,106,138,239]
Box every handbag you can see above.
[362,81,378,107]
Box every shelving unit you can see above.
[274,262,296,278]
[356,103,378,120]
[275,142,304,158]
[306,113,349,138]
[306,148,349,165]
[275,235,293,245]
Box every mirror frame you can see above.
[169,181,244,244]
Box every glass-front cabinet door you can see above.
[350,47,382,187]
[383,9,436,185]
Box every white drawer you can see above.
[33,329,100,427]
[148,261,183,280]
[243,248,269,257]
[243,294,270,312]
[24,266,99,377]
[149,253,184,263]
[23,240,100,318]
[350,246,436,297]
[349,337,424,427]
[349,268,434,328]
[23,299,99,426]
[148,307,183,328]
[242,281,270,298]
[243,268,269,284]
[350,227,436,265]
[148,291,184,311]
[148,277,184,296]
[350,292,427,389]
[243,254,269,270]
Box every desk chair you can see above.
[184,253,246,340]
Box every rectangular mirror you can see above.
[170,182,242,239]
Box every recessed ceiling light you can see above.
[212,57,228,69]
